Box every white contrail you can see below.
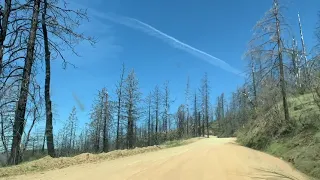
[93,12,242,76]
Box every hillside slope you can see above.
[236,94,320,179]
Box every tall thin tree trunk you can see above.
[205,95,209,138]
[41,133,45,152]
[155,100,159,145]
[202,114,205,137]
[251,60,257,107]
[148,96,151,146]
[298,13,309,88]
[127,106,134,149]
[116,65,124,150]
[291,37,301,89]
[194,94,198,137]
[164,84,169,139]
[69,121,73,155]
[0,113,8,160]
[0,0,12,75]
[9,0,41,165]
[221,94,225,119]
[94,115,100,152]
[103,92,109,152]
[275,1,290,122]
[186,116,189,137]
[197,112,201,136]
[206,116,209,138]
[42,0,55,157]
[116,95,121,149]
[185,77,190,137]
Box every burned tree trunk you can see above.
[0,0,12,75]
[197,112,201,137]
[42,0,55,158]
[147,93,152,146]
[153,85,160,145]
[102,91,109,152]
[116,64,125,150]
[193,93,198,137]
[124,70,140,149]
[9,0,41,165]
[275,1,290,122]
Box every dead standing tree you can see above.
[41,0,55,158]
[124,70,141,149]
[40,1,94,155]
[145,92,152,146]
[115,64,125,150]
[247,0,290,123]
[185,77,190,137]
[0,0,12,75]
[201,73,210,138]
[9,0,41,165]
[152,85,161,144]
[7,0,94,163]
[193,92,200,137]
[102,88,111,153]
[162,81,172,140]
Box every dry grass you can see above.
[0,138,198,178]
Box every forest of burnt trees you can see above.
[53,68,212,158]
[0,0,96,165]
[1,0,320,170]
[214,0,320,146]
[0,0,213,165]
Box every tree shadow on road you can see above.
[249,168,308,180]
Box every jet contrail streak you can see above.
[93,12,243,76]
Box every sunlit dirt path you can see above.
[4,137,308,180]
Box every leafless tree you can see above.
[185,76,190,136]
[193,92,200,137]
[145,92,152,146]
[102,88,111,152]
[152,85,161,144]
[115,63,125,149]
[177,105,185,139]
[0,0,94,164]
[162,81,172,140]
[201,73,210,138]
[124,70,141,149]
[41,0,55,158]
[247,0,290,123]
[68,107,77,154]
[297,13,310,88]
[56,106,77,156]
[0,0,12,75]
[9,0,41,165]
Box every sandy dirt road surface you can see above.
[4,137,308,180]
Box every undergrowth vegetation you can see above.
[235,94,320,179]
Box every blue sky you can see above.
[46,0,320,131]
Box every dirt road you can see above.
[5,137,308,180]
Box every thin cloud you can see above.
[92,12,243,76]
